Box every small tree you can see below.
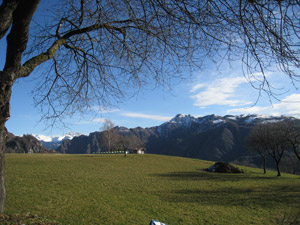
[101,119,117,152]
[117,136,130,152]
[247,122,289,176]
[246,124,269,174]
[266,123,287,177]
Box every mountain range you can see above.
[6,114,300,174]
[58,114,300,174]
[32,132,83,150]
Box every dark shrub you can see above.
[206,162,243,173]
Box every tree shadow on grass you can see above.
[152,170,285,182]
[155,185,299,206]
[151,170,300,207]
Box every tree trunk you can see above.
[258,152,267,174]
[276,161,281,177]
[0,126,7,213]
[263,155,266,174]
[0,74,13,213]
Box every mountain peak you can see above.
[169,114,197,126]
[171,113,196,120]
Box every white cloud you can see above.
[92,118,107,123]
[190,76,252,107]
[227,94,300,117]
[122,113,172,121]
[227,106,270,115]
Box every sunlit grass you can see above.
[4,154,300,224]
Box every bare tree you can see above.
[265,122,288,177]
[284,120,300,162]
[101,119,117,152]
[246,124,269,174]
[117,135,130,152]
[1,0,300,212]
[248,122,289,176]
[248,120,300,176]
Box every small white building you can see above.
[133,148,146,154]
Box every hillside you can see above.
[4,154,300,224]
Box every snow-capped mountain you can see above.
[168,114,197,126]
[32,132,83,150]
[157,113,288,137]
[33,132,82,142]
[163,113,287,128]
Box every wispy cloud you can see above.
[227,94,300,117]
[122,113,172,121]
[91,106,120,114]
[75,117,107,125]
[190,83,207,92]
[190,76,252,107]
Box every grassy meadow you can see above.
[4,154,300,224]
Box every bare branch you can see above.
[19,38,66,78]
[3,0,300,125]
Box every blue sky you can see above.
[2,1,300,136]
[5,59,300,136]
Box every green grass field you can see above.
[4,154,300,224]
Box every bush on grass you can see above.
[206,162,244,173]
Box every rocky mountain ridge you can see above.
[6,132,48,153]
